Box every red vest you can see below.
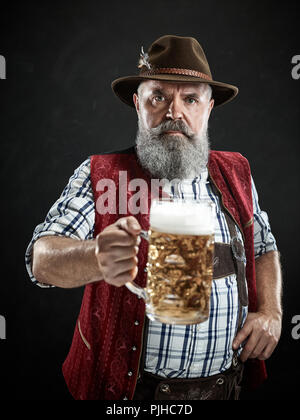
[62,149,267,400]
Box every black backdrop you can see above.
[0,0,299,400]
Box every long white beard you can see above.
[135,118,210,180]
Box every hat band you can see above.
[140,67,212,80]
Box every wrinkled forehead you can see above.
[139,79,209,95]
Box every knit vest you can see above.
[62,149,267,400]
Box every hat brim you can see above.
[111,74,238,108]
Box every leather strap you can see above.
[223,211,246,337]
[213,242,236,280]
[209,179,248,331]
[223,211,248,310]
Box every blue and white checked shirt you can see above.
[25,157,277,378]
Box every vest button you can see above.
[128,371,133,377]
[134,320,139,326]
[132,345,137,351]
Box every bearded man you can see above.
[26,35,282,400]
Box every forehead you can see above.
[140,79,206,94]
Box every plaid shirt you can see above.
[25,157,277,378]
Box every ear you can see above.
[208,98,214,117]
[133,93,139,114]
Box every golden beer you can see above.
[146,228,214,324]
[125,198,215,325]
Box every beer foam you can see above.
[150,201,214,235]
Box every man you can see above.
[26,35,282,400]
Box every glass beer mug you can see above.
[126,198,215,325]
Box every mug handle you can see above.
[125,230,149,301]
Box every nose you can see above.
[166,97,183,120]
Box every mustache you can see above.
[149,120,194,139]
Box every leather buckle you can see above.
[231,236,246,263]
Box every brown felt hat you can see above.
[111,35,238,108]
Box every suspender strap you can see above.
[213,243,236,280]
[209,180,248,331]
[223,211,248,333]
[223,211,248,307]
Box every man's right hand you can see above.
[95,216,142,287]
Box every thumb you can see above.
[116,216,141,237]
[232,321,252,350]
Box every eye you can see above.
[186,97,198,104]
[153,95,165,103]
[152,95,166,105]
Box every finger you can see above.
[257,340,277,361]
[109,246,139,262]
[248,335,269,359]
[116,216,141,237]
[111,256,138,278]
[109,266,139,287]
[96,229,137,248]
[239,328,264,362]
[110,233,141,248]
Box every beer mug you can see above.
[126,198,215,325]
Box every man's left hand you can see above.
[232,311,282,362]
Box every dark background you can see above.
[0,0,299,400]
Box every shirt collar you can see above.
[162,168,209,197]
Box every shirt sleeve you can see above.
[25,158,95,287]
[251,176,278,258]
